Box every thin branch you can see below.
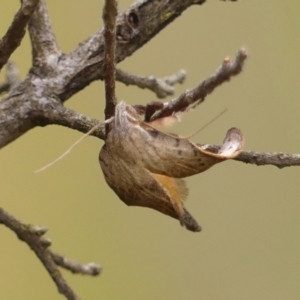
[103,0,118,121]
[235,150,300,168]
[51,251,102,276]
[0,0,40,70]
[201,145,300,168]
[116,69,186,98]
[36,103,106,140]
[0,207,79,300]
[28,0,60,67]
[150,48,248,121]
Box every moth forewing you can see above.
[99,144,201,231]
[122,117,245,178]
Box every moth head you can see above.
[114,101,140,128]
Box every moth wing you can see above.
[136,123,244,178]
[99,145,201,232]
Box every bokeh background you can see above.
[1,1,300,299]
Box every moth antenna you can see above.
[185,108,227,139]
[34,118,113,174]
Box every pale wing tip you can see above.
[218,127,245,158]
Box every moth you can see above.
[99,101,244,232]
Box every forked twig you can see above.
[0,207,99,300]
[116,68,186,98]
[28,0,60,65]
[51,251,102,276]
[151,48,247,121]
[0,0,40,70]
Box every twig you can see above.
[235,151,300,168]
[37,97,106,140]
[28,0,60,67]
[235,150,300,168]
[103,0,118,121]
[201,145,300,168]
[150,48,248,121]
[0,0,40,70]
[0,207,82,300]
[51,251,102,276]
[116,69,186,98]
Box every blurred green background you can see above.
[1,1,300,299]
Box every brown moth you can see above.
[99,101,244,232]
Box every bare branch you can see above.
[0,207,80,300]
[0,0,40,70]
[28,0,60,67]
[61,0,206,101]
[0,0,213,150]
[51,251,102,276]
[103,0,118,121]
[235,150,300,168]
[0,0,215,150]
[202,145,300,169]
[116,69,186,98]
[37,102,106,140]
[0,93,106,149]
[150,48,247,121]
